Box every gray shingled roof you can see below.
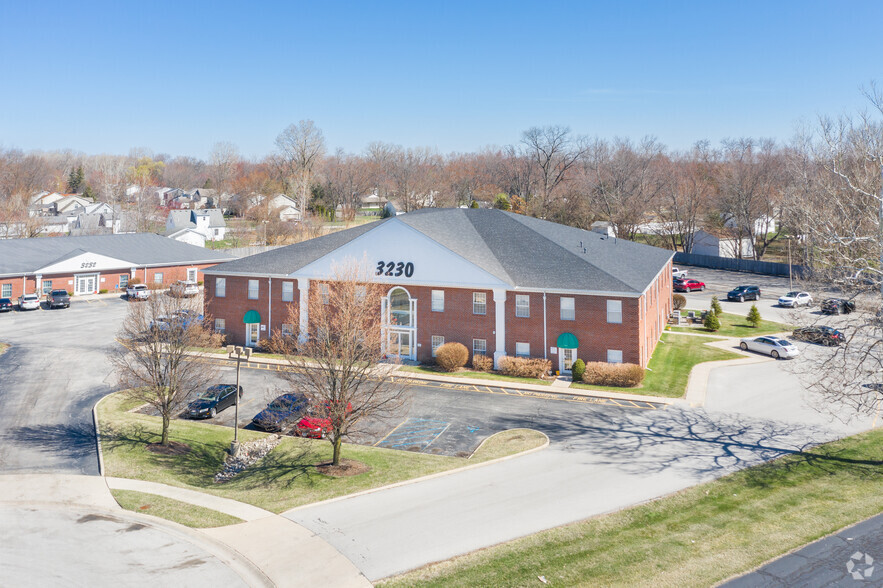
[0,233,233,277]
[204,209,673,294]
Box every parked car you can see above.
[126,284,150,300]
[0,298,13,313]
[47,289,70,309]
[739,336,800,359]
[821,298,855,315]
[674,279,705,292]
[778,291,812,308]
[185,384,243,419]
[252,393,310,432]
[727,285,761,302]
[149,310,205,333]
[791,325,845,346]
[672,267,688,279]
[295,401,354,439]
[18,293,41,310]
[170,280,199,297]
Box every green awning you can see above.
[557,332,578,349]
[243,309,261,324]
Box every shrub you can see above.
[129,277,142,286]
[711,295,722,315]
[493,193,511,210]
[471,354,493,372]
[209,332,228,348]
[672,293,686,311]
[571,358,586,382]
[747,304,761,328]
[581,362,645,387]
[435,342,469,371]
[99,289,108,294]
[498,356,552,379]
[197,281,204,286]
[704,309,721,332]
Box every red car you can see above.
[295,416,332,439]
[674,279,705,292]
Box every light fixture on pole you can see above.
[227,344,251,456]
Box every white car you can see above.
[126,284,150,300]
[739,336,800,359]
[18,293,41,310]
[778,291,813,307]
[170,280,199,297]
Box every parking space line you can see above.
[374,420,407,446]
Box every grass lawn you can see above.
[470,429,547,462]
[571,333,740,398]
[670,310,791,337]
[399,365,552,386]
[111,489,244,528]
[382,428,883,588]
[98,393,544,513]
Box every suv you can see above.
[792,325,845,346]
[821,298,855,315]
[727,285,761,302]
[126,284,150,300]
[170,280,199,297]
[47,289,70,309]
[18,293,41,310]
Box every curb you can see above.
[284,429,550,514]
[92,393,111,477]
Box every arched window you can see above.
[389,287,412,327]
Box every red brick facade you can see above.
[204,260,673,368]
[0,263,218,300]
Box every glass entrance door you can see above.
[246,323,259,347]
[560,348,576,374]
[388,331,411,359]
[75,274,97,295]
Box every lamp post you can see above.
[227,344,251,456]
[787,236,793,291]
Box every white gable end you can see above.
[293,219,510,288]
[37,251,137,275]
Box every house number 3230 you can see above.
[375,261,414,278]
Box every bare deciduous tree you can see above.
[520,125,588,215]
[275,120,326,217]
[110,292,219,446]
[270,264,410,466]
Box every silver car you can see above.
[778,291,813,307]
[739,336,800,359]
[18,293,41,310]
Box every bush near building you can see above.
[672,294,686,310]
[711,295,722,315]
[581,362,645,387]
[571,358,586,382]
[704,310,721,332]
[498,356,552,379]
[747,304,762,328]
[471,354,493,372]
[435,342,469,371]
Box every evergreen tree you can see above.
[470,200,479,208]
[67,165,85,193]
[746,304,762,328]
[493,193,511,210]
[711,295,722,316]
[704,309,721,332]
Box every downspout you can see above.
[268,277,272,337]
[543,291,547,360]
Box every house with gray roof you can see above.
[203,208,674,371]
[0,233,232,300]
[165,208,226,243]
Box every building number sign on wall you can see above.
[80,261,97,269]
[376,261,414,278]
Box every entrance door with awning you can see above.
[557,332,578,374]
[243,309,261,347]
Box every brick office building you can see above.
[0,233,232,300]
[203,208,674,372]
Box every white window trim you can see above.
[216,277,226,298]
[282,281,294,302]
[607,299,623,324]
[1,284,11,297]
[607,349,623,364]
[515,294,530,318]
[473,292,487,315]
[515,342,530,357]
[560,297,575,321]
[214,318,226,333]
[248,279,259,300]
[431,290,444,312]
[431,335,445,357]
[473,338,487,356]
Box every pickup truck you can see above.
[47,289,71,309]
[672,267,688,279]
[126,284,150,300]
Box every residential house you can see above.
[690,229,755,259]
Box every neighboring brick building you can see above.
[203,208,674,371]
[0,233,232,300]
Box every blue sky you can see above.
[1,1,881,159]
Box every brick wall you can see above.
[204,276,666,368]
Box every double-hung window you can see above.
[42,281,53,295]
[1,284,11,298]
[154,272,163,284]
[607,300,622,324]
[214,318,226,333]
[431,335,445,357]
[281,324,294,337]
[215,277,226,298]
[607,349,623,364]
[119,274,128,289]
[473,292,486,315]
[248,279,258,300]
[560,297,575,321]
[515,294,530,318]
[473,338,487,356]
[431,290,444,312]
[320,283,330,304]
[282,281,294,302]
[515,342,530,357]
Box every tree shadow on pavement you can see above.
[489,405,869,480]
[2,422,96,460]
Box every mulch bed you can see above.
[316,459,370,477]
[145,441,191,455]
